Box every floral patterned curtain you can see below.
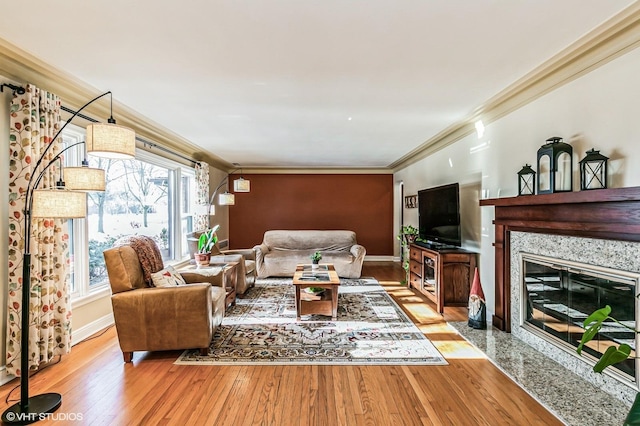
[7,84,72,376]
[194,161,210,231]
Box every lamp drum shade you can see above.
[219,192,235,205]
[64,167,106,191]
[86,123,136,159]
[233,177,250,192]
[31,189,87,218]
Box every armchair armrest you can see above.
[179,268,224,287]
[221,248,256,261]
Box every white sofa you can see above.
[254,230,366,278]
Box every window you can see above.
[61,126,197,301]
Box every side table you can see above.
[210,261,239,307]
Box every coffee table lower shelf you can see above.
[297,291,338,320]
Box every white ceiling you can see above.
[0,1,634,169]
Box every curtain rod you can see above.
[61,104,199,166]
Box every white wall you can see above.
[395,46,640,319]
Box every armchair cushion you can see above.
[150,265,187,287]
[104,245,147,293]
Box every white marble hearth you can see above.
[451,321,629,426]
[510,231,640,405]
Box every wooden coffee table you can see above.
[292,264,340,320]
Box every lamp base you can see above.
[1,393,62,424]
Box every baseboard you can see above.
[0,366,15,386]
[72,313,114,345]
[364,255,396,262]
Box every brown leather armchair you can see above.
[103,245,226,362]
[187,231,256,294]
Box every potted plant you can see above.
[311,251,322,269]
[398,225,419,245]
[194,224,220,267]
[578,305,640,424]
[397,225,420,284]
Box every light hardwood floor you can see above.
[0,262,561,425]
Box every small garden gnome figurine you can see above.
[468,268,487,329]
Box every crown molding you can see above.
[0,38,231,171]
[390,2,640,172]
[234,167,393,175]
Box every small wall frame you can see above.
[404,195,417,209]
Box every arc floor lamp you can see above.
[1,88,135,424]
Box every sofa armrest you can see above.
[351,244,367,261]
[255,244,270,262]
[111,284,214,352]
[254,243,270,259]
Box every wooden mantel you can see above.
[480,186,640,332]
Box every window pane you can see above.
[87,157,172,286]
[181,172,196,258]
[60,131,83,294]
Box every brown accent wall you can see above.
[228,174,394,255]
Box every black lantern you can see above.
[537,136,573,194]
[579,148,609,190]
[517,164,536,196]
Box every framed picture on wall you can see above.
[405,195,417,209]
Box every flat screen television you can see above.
[417,183,461,247]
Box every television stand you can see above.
[408,243,476,313]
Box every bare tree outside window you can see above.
[86,157,171,286]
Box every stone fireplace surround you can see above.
[481,186,640,405]
[511,231,639,403]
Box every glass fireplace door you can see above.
[522,254,639,382]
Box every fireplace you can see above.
[481,187,640,403]
[522,252,639,383]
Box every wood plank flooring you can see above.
[0,262,562,425]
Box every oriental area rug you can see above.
[175,277,447,365]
